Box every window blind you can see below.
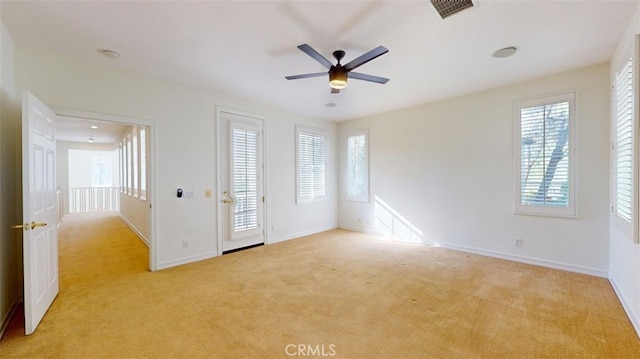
[126,134,132,195]
[139,127,147,200]
[615,58,634,222]
[297,129,326,201]
[519,101,571,207]
[132,130,138,198]
[232,128,259,232]
[347,132,368,200]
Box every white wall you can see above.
[14,46,338,270]
[120,194,150,244]
[0,20,22,335]
[339,63,610,277]
[609,2,640,336]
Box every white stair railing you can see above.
[69,187,120,213]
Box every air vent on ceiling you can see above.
[430,0,475,19]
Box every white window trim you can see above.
[295,125,327,204]
[345,129,370,203]
[514,91,577,218]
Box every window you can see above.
[515,92,576,217]
[296,126,326,203]
[132,129,138,198]
[126,133,132,196]
[613,56,635,229]
[139,126,147,200]
[346,130,369,202]
[119,142,124,193]
[118,126,149,201]
[232,126,259,232]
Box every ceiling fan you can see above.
[285,44,389,94]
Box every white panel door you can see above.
[219,110,264,252]
[21,91,59,335]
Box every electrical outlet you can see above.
[182,240,190,248]
[514,238,523,247]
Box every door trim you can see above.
[50,107,158,271]
[216,106,268,256]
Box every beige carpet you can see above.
[1,212,639,358]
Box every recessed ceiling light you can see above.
[90,125,99,129]
[98,49,120,60]
[492,46,518,58]
[88,139,94,143]
[325,103,337,108]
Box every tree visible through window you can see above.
[516,92,575,216]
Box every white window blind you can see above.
[119,142,124,193]
[232,128,259,232]
[132,130,138,198]
[614,58,634,223]
[126,134,132,196]
[296,127,326,203]
[516,92,575,217]
[346,131,369,202]
[139,126,147,200]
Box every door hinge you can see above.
[149,203,152,209]
[612,142,615,150]
[611,205,615,213]
[262,196,265,203]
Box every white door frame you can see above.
[216,106,268,255]
[50,107,158,271]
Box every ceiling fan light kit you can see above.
[329,50,348,89]
[286,43,389,94]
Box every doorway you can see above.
[52,107,157,270]
[216,108,266,254]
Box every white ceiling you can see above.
[56,116,132,144]
[1,0,636,122]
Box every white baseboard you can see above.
[268,224,338,244]
[439,242,608,278]
[338,224,381,236]
[119,214,149,247]
[339,226,607,278]
[609,276,640,338]
[0,299,20,340]
[156,251,218,270]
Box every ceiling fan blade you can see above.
[285,72,327,80]
[298,44,333,69]
[349,72,390,84]
[331,88,340,94]
[343,46,388,71]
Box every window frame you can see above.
[295,125,327,204]
[345,129,370,203]
[514,91,577,218]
